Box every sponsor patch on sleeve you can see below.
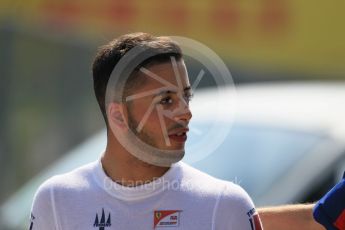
[247,208,263,230]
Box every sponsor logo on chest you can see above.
[154,210,182,228]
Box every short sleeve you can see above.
[214,182,263,230]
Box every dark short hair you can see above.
[92,32,183,126]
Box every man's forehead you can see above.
[137,60,190,87]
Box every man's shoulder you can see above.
[34,161,98,196]
[178,162,248,199]
[180,163,258,228]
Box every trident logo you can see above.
[93,208,111,230]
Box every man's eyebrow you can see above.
[152,86,192,98]
[184,86,192,92]
[152,89,175,97]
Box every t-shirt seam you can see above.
[211,183,227,230]
[49,185,60,230]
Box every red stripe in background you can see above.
[334,210,345,230]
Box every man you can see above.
[313,172,345,230]
[258,173,345,230]
[30,32,263,229]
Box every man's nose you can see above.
[174,102,192,123]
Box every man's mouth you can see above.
[168,128,189,143]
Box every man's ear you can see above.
[107,102,128,130]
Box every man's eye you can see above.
[184,93,194,102]
[160,96,173,105]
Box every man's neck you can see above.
[102,143,170,187]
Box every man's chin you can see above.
[116,131,185,167]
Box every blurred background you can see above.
[1,0,345,229]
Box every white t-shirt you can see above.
[29,160,263,230]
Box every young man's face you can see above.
[125,59,193,152]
